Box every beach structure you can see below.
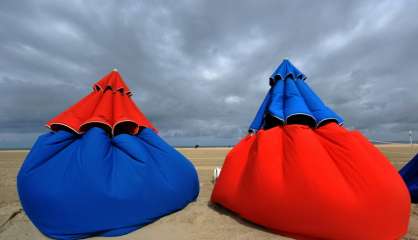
[400,153,418,203]
[17,70,199,239]
[211,59,410,240]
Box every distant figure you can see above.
[213,167,221,182]
[194,144,200,148]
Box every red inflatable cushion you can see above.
[211,123,410,240]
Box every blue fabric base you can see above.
[17,127,200,239]
[399,153,418,203]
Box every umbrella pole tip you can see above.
[112,68,118,72]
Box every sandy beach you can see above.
[0,145,417,240]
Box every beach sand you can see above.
[0,145,417,240]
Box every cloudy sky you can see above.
[1,0,418,148]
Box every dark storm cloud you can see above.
[0,0,417,147]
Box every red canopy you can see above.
[47,70,156,135]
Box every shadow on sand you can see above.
[207,202,320,240]
[207,201,280,236]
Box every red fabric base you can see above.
[211,123,410,240]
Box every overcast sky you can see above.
[1,0,418,148]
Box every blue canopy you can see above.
[17,127,199,239]
[399,153,418,203]
[249,59,343,131]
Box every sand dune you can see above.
[0,146,417,239]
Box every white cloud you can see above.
[224,95,243,104]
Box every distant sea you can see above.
[0,145,236,150]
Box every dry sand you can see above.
[0,146,417,240]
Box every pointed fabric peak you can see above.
[94,70,132,96]
[269,59,306,86]
[250,59,343,131]
[47,71,156,135]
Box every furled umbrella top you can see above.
[250,59,343,131]
[269,59,306,85]
[47,70,156,135]
[93,69,132,96]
